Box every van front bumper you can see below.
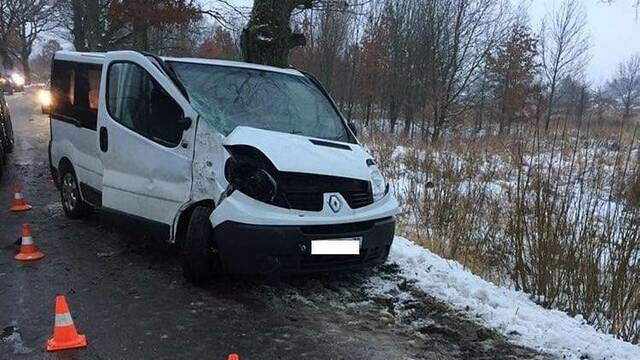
[213,216,395,273]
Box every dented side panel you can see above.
[190,120,227,204]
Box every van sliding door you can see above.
[97,51,197,228]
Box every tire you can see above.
[5,116,13,153]
[59,164,90,219]
[0,145,4,183]
[0,124,7,159]
[0,138,5,165]
[182,206,221,285]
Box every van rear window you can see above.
[51,60,102,130]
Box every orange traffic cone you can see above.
[15,224,44,261]
[228,354,240,360]
[9,183,32,212]
[47,295,87,351]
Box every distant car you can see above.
[0,73,26,94]
[0,90,14,180]
[0,76,13,95]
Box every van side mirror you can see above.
[178,116,192,130]
[348,122,357,136]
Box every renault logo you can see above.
[328,195,342,213]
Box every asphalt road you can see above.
[0,88,548,360]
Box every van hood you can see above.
[223,126,372,181]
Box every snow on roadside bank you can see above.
[384,236,640,360]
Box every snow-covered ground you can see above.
[375,236,640,360]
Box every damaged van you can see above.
[47,50,398,283]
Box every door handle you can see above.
[99,127,108,152]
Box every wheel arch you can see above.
[58,157,74,178]
[173,199,216,246]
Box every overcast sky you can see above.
[524,0,640,85]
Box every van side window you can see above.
[51,60,102,130]
[75,64,102,130]
[51,61,75,118]
[107,62,184,147]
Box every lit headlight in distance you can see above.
[38,89,52,107]
[11,73,25,86]
[370,166,386,201]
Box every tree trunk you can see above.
[0,47,13,72]
[403,102,414,137]
[241,0,313,67]
[132,21,149,51]
[365,102,371,127]
[544,79,557,132]
[431,124,440,143]
[71,0,88,51]
[388,96,398,133]
[86,0,102,51]
[20,51,31,84]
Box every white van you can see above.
[47,50,398,283]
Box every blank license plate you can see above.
[311,238,361,255]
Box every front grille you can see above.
[274,173,373,212]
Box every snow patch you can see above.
[0,322,33,355]
[386,236,640,360]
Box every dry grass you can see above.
[363,118,640,343]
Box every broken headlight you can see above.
[224,150,278,204]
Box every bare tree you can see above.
[241,0,360,67]
[57,0,120,52]
[486,24,539,134]
[540,0,590,131]
[0,0,16,71]
[601,0,640,19]
[7,0,58,83]
[607,54,640,119]
[421,0,512,141]
[30,39,62,81]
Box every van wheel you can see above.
[0,146,4,182]
[59,165,90,219]
[182,206,221,285]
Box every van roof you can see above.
[54,50,305,77]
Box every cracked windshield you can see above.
[170,62,351,142]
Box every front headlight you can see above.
[370,166,387,201]
[38,89,52,107]
[225,158,278,204]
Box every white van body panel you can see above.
[224,126,372,181]
[54,51,105,64]
[190,121,228,202]
[163,57,304,77]
[210,189,398,228]
[50,52,104,196]
[50,121,102,190]
[97,51,198,225]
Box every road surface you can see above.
[0,88,547,359]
